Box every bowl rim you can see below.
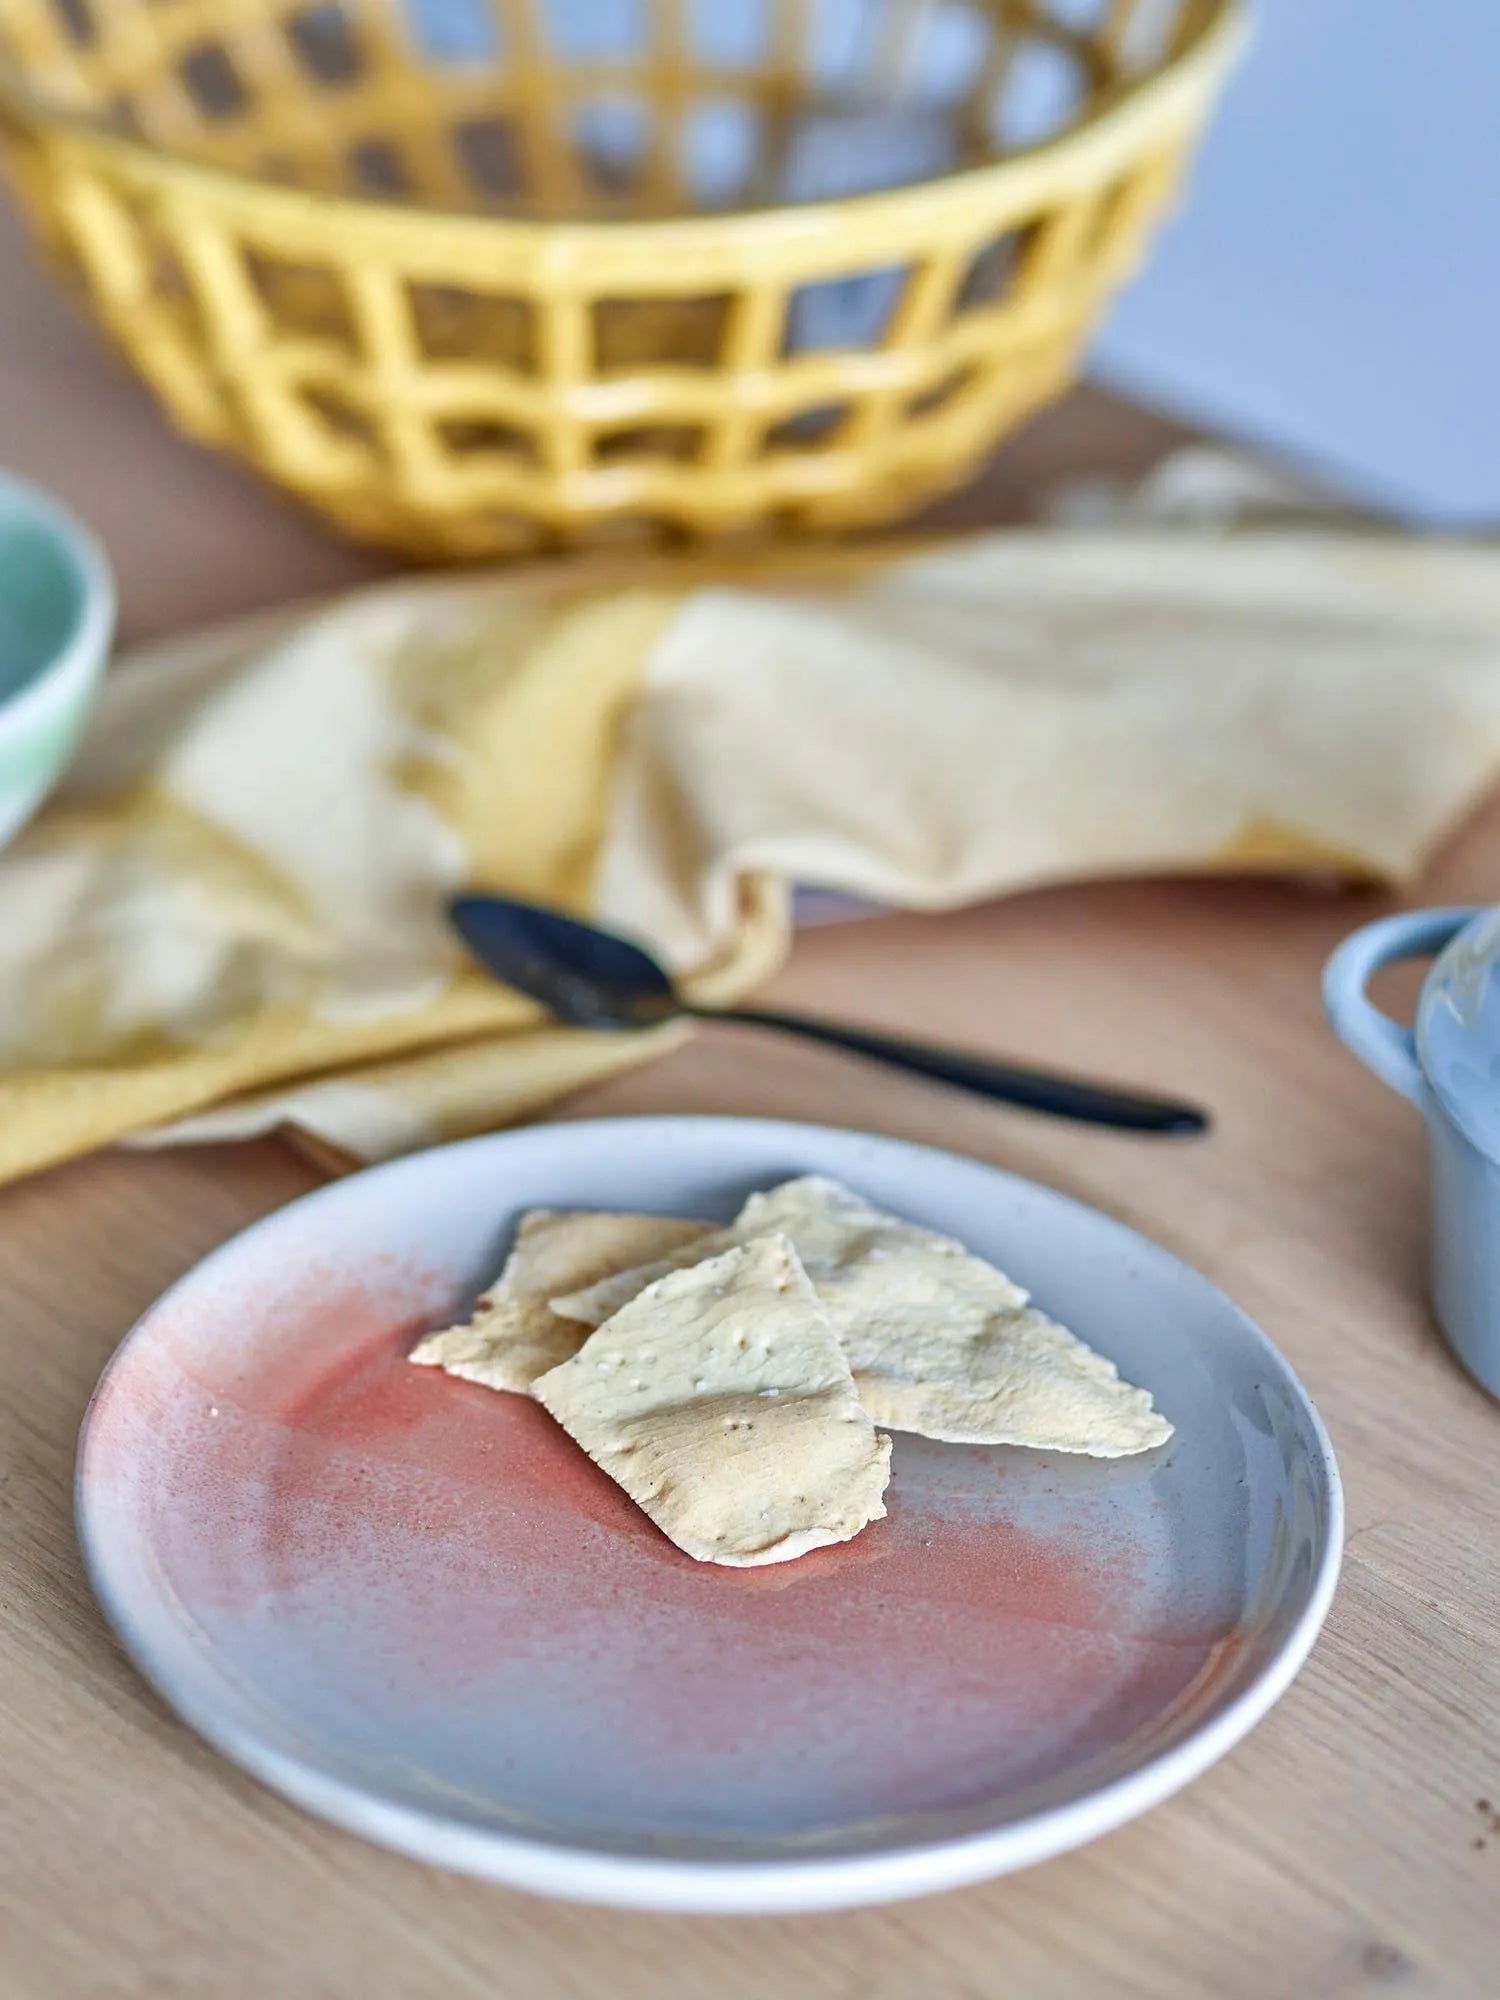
[0,0,1243,253]
[0,469,115,731]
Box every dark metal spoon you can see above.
[450,893,1208,1137]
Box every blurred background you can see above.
[1095,0,1499,526]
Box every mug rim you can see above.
[0,468,116,737]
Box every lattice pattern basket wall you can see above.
[0,0,1241,558]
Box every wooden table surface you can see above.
[4,196,1498,2000]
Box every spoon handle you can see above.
[704,1007,1208,1135]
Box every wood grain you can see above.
[6,853,1500,1998]
[2,187,1495,1999]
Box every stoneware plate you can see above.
[77,1117,1341,1913]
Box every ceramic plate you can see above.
[77,1117,1340,1913]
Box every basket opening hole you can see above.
[302,385,381,453]
[908,363,977,418]
[765,403,852,451]
[122,216,205,336]
[573,97,652,197]
[453,116,526,199]
[1112,0,1181,71]
[585,514,678,552]
[285,4,364,87]
[680,100,763,209]
[794,1,1002,111]
[412,0,504,63]
[905,2,993,106]
[593,295,731,373]
[1045,0,1111,29]
[802,0,883,94]
[784,266,909,354]
[778,104,957,205]
[437,418,539,464]
[546,0,645,61]
[462,512,549,555]
[687,0,771,69]
[800,0,996,108]
[245,251,357,349]
[51,0,95,48]
[347,138,410,196]
[991,40,1086,149]
[409,284,535,369]
[595,426,705,465]
[953,227,1036,313]
[147,240,194,304]
[105,186,189,298]
[179,43,249,122]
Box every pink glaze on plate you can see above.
[76,1117,1340,1907]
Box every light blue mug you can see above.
[1325,905,1500,1400]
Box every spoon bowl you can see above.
[451,896,678,1031]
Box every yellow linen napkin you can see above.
[2,526,1499,1184]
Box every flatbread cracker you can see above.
[408,1208,710,1393]
[554,1175,1171,1456]
[535,1234,891,1567]
[846,1297,1171,1454]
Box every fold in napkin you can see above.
[1,522,1499,1183]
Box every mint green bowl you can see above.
[0,472,114,846]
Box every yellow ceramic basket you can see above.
[0,0,1241,558]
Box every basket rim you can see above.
[0,0,1243,251]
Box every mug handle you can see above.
[1323,908,1481,1109]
